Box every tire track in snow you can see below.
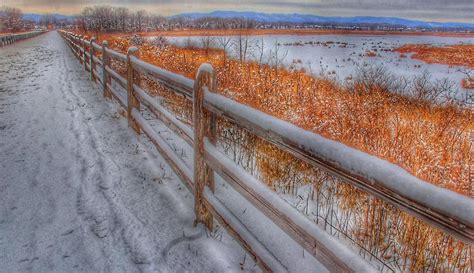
[60,48,160,272]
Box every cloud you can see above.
[2,0,472,22]
[250,0,473,21]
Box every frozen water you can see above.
[165,34,474,103]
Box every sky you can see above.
[3,0,473,23]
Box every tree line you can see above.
[77,6,258,33]
[0,6,28,32]
[0,6,72,33]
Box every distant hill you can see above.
[172,11,474,29]
[22,11,474,29]
[23,13,74,23]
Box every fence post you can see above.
[193,63,217,229]
[71,34,75,56]
[82,36,87,71]
[78,35,83,64]
[90,37,96,82]
[75,35,80,59]
[127,47,141,134]
[102,41,110,98]
[77,36,81,64]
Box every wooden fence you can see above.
[59,30,473,273]
[0,30,47,47]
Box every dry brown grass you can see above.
[130,39,473,196]
[395,44,474,69]
[395,44,474,89]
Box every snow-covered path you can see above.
[0,31,252,272]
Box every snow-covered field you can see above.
[0,31,257,272]
[166,34,474,103]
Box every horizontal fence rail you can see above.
[0,30,48,47]
[59,30,474,273]
[202,89,474,242]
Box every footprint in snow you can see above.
[61,229,75,236]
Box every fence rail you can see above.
[0,30,48,47]
[59,30,473,273]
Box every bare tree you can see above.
[255,36,266,64]
[0,6,24,32]
[135,10,147,32]
[353,64,405,94]
[200,36,214,56]
[411,71,456,104]
[116,7,129,32]
[232,34,256,63]
[269,39,288,75]
[217,36,232,62]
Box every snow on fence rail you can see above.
[59,30,474,272]
[0,30,48,47]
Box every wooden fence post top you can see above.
[197,63,214,74]
[128,46,139,56]
[90,37,96,43]
[194,63,217,93]
[102,40,108,46]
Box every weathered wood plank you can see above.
[133,84,194,146]
[203,138,375,273]
[105,66,127,88]
[81,36,87,70]
[93,69,102,84]
[91,40,103,52]
[203,90,474,244]
[105,47,127,62]
[193,64,216,229]
[92,55,103,67]
[106,83,127,108]
[127,47,141,134]
[90,37,96,82]
[102,41,111,98]
[202,187,288,273]
[130,56,194,98]
[131,109,194,191]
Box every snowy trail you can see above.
[0,32,253,272]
